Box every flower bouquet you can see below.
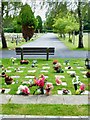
[20,60,29,64]
[86,71,90,78]
[75,83,85,95]
[70,73,76,77]
[45,82,54,95]
[53,60,58,65]
[5,75,13,85]
[1,88,5,93]
[53,62,63,73]
[55,76,62,85]
[11,57,16,64]
[16,85,30,95]
[62,88,69,95]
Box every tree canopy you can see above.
[36,15,43,32]
[18,4,37,29]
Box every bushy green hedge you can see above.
[4,28,14,33]
[4,27,22,33]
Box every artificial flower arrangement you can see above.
[53,60,64,73]
[15,67,20,72]
[55,76,62,85]
[53,60,58,65]
[0,64,3,68]
[45,82,54,95]
[86,71,90,78]
[72,76,81,91]
[5,75,13,85]
[1,72,6,77]
[62,88,69,95]
[16,85,30,95]
[31,60,37,67]
[70,73,76,77]
[72,76,81,84]
[64,60,69,65]
[2,66,6,73]
[11,57,16,64]
[1,88,5,93]
[29,74,46,95]
[75,83,85,95]
[20,60,29,64]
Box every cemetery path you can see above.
[0,94,88,105]
[1,33,88,58]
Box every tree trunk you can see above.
[72,31,75,45]
[78,1,84,48]
[1,30,7,48]
[1,2,8,48]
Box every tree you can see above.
[44,2,68,31]
[1,2,8,48]
[36,15,42,33]
[1,1,23,48]
[18,4,37,40]
[53,12,79,41]
[78,0,84,48]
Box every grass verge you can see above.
[56,33,89,51]
[0,104,89,116]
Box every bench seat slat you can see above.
[16,53,54,55]
[15,47,55,60]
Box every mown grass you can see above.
[0,58,89,95]
[57,33,89,51]
[0,104,89,116]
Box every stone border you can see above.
[0,115,89,120]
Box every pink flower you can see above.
[80,83,85,91]
[56,77,62,85]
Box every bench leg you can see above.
[21,48,23,60]
[46,48,49,61]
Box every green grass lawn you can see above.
[0,58,89,95]
[57,33,89,50]
[0,104,89,116]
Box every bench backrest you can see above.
[15,47,55,55]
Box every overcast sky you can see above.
[21,0,89,21]
[21,0,47,21]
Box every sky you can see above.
[21,0,47,21]
[21,0,88,21]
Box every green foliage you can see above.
[44,2,68,30]
[12,17,22,33]
[53,12,79,35]
[53,18,67,34]
[3,16,22,33]
[45,12,55,30]
[36,15,42,32]
[3,28,14,33]
[18,4,37,29]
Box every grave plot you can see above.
[0,58,89,95]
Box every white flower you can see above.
[18,85,24,91]
[11,57,16,62]
[16,90,21,94]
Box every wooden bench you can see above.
[15,47,55,60]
